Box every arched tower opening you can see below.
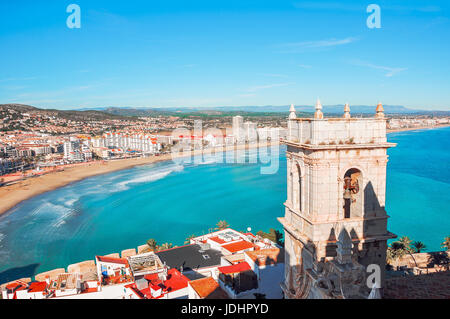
[343,168,363,219]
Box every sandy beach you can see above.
[0,141,279,217]
[387,123,450,133]
[1,123,449,217]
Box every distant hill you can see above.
[2,103,448,119]
[87,106,297,118]
[0,104,38,112]
[0,104,137,121]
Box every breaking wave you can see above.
[115,164,184,190]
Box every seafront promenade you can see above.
[0,141,278,217]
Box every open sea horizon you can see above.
[0,127,449,283]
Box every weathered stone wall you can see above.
[281,114,396,298]
[288,118,387,145]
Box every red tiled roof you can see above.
[5,282,27,291]
[189,277,229,299]
[82,288,98,294]
[5,282,20,290]
[28,282,47,293]
[125,283,146,299]
[143,269,190,297]
[218,262,252,275]
[96,255,129,266]
[150,284,161,291]
[208,236,227,244]
[221,240,255,253]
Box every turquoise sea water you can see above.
[385,127,450,250]
[0,127,449,283]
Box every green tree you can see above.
[216,220,230,231]
[428,251,450,271]
[257,228,284,247]
[158,243,173,251]
[412,241,427,253]
[441,236,450,251]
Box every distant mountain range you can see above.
[78,104,450,116]
[2,103,449,119]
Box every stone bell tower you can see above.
[279,101,397,299]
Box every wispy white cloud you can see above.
[292,2,362,11]
[292,2,441,13]
[261,73,288,78]
[244,82,293,93]
[10,85,98,102]
[351,60,407,77]
[286,37,358,48]
[297,64,312,69]
[238,93,257,98]
[278,37,358,53]
[383,5,441,13]
[1,85,28,91]
[0,76,39,83]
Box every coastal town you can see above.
[1,103,449,186]
[0,104,290,184]
[1,102,449,300]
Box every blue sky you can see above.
[0,0,449,110]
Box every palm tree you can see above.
[146,238,158,251]
[398,236,412,252]
[185,234,196,244]
[441,236,450,251]
[397,236,418,268]
[386,247,395,265]
[216,220,230,231]
[388,241,407,263]
[412,241,427,253]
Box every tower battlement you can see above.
[287,101,392,146]
[281,101,396,299]
[287,118,389,146]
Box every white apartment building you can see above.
[94,133,161,155]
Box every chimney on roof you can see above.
[314,99,324,119]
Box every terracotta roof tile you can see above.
[189,277,229,299]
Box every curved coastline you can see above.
[1,124,449,218]
[0,141,279,217]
